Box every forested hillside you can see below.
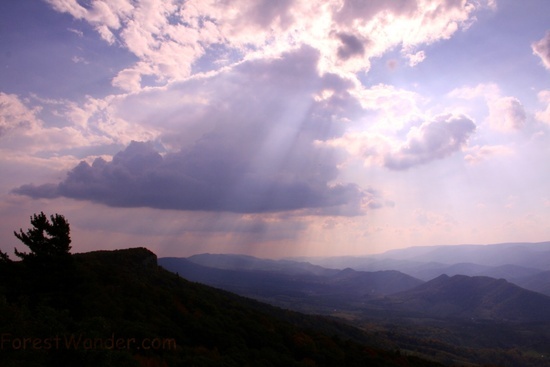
[0,247,442,367]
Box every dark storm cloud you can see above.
[14,141,365,213]
[384,114,476,170]
[14,46,372,215]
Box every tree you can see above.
[0,250,9,263]
[14,212,72,261]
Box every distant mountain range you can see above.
[159,255,423,312]
[159,243,550,322]
[374,242,550,267]
[292,241,550,295]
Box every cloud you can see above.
[0,94,96,162]
[384,114,476,170]
[532,31,550,70]
[353,83,426,129]
[45,0,487,90]
[535,90,550,126]
[13,46,380,216]
[404,50,426,66]
[324,113,476,170]
[487,96,526,132]
[336,33,367,60]
[14,141,367,215]
[111,68,142,92]
[0,91,159,173]
[0,93,42,137]
[449,83,526,132]
[464,144,514,164]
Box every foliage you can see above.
[0,250,10,263]
[13,212,71,262]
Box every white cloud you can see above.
[404,50,426,67]
[352,83,426,131]
[464,144,514,164]
[449,83,527,132]
[0,92,159,164]
[68,28,84,37]
[112,68,143,93]
[535,90,550,126]
[326,113,476,170]
[323,131,391,168]
[71,56,88,64]
[0,93,42,137]
[532,31,550,70]
[45,0,488,91]
[384,113,476,170]
[487,96,526,132]
[0,94,98,155]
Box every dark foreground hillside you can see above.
[0,247,442,367]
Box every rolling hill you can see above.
[371,274,550,322]
[512,270,550,296]
[159,255,424,313]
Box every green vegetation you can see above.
[0,213,443,366]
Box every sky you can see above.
[1,0,550,259]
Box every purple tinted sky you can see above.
[1,0,549,258]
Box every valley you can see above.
[159,241,550,366]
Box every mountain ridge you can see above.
[159,255,424,313]
[371,274,550,322]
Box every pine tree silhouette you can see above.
[14,212,72,261]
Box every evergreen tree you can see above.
[13,212,72,261]
[0,250,9,263]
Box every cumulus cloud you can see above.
[12,1,496,221]
[384,114,476,170]
[0,94,93,159]
[535,90,550,125]
[0,93,41,137]
[13,46,378,215]
[449,83,526,132]
[14,141,367,214]
[324,113,476,170]
[112,68,143,93]
[45,0,487,89]
[532,31,550,70]
[487,96,526,132]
